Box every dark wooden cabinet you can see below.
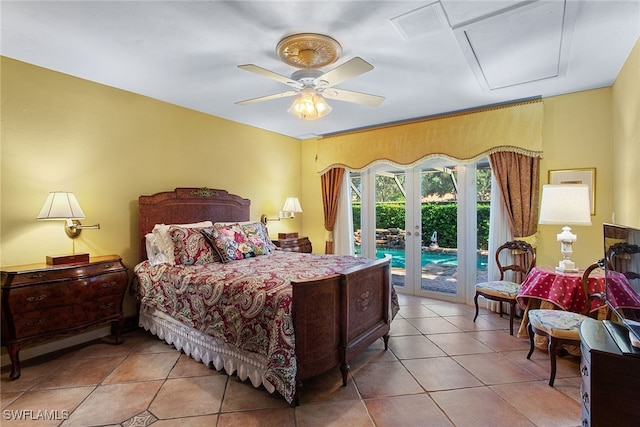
[273,236,312,253]
[579,318,640,427]
[1,255,128,379]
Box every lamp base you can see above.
[555,259,578,273]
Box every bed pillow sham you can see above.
[169,225,220,266]
[147,221,213,266]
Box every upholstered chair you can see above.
[474,240,536,335]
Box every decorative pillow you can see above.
[215,221,276,254]
[241,222,275,255]
[205,223,256,263]
[152,221,213,265]
[169,226,219,266]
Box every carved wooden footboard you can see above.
[291,256,391,405]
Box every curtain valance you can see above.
[316,99,543,173]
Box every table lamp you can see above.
[538,184,592,272]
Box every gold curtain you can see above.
[320,168,345,254]
[489,152,540,240]
[316,99,543,173]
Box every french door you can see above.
[354,159,484,303]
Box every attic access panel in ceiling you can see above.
[454,0,578,90]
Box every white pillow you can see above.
[150,221,213,265]
[145,233,172,266]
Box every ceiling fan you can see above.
[235,33,384,119]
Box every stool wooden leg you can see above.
[547,337,558,386]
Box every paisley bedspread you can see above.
[134,251,373,403]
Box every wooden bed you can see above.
[134,187,394,405]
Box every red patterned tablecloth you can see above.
[516,265,606,314]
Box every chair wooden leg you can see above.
[473,292,480,322]
[547,336,558,386]
[508,300,515,336]
[526,322,535,359]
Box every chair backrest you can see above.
[606,242,640,281]
[580,260,606,316]
[495,240,536,283]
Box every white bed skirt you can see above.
[138,304,276,394]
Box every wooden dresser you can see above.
[1,255,128,379]
[272,236,312,253]
[579,318,640,427]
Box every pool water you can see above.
[374,248,488,270]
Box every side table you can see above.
[1,255,128,379]
[272,236,312,253]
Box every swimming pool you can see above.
[373,248,488,270]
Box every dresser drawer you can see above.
[83,295,123,322]
[71,271,128,298]
[2,260,124,287]
[4,281,75,310]
[579,355,591,414]
[12,305,85,336]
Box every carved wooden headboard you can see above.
[138,187,251,261]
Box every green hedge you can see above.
[352,202,490,250]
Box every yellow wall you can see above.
[0,57,304,317]
[536,88,613,267]
[612,38,640,229]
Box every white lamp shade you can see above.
[282,197,303,213]
[538,184,592,226]
[37,192,86,220]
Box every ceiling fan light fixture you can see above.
[288,88,332,120]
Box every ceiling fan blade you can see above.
[322,88,385,107]
[314,57,374,88]
[235,90,298,105]
[237,64,302,89]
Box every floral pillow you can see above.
[241,222,276,255]
[169,226,219,266]
[204,224,256,263]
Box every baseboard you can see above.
[1,326,111,368]
[1,316,141,368]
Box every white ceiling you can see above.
[2,1,639,140]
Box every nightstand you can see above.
[272,236,312,253]
[1,255,128,380]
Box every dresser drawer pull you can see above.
[581,392,589,406]
[100,303,114,310]
[102,281,117,288]
[26,295,47,302]
[581,365,589,376]
[26,273,46,279]
[26,319,44,327]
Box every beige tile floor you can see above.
[1,294,583,426]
